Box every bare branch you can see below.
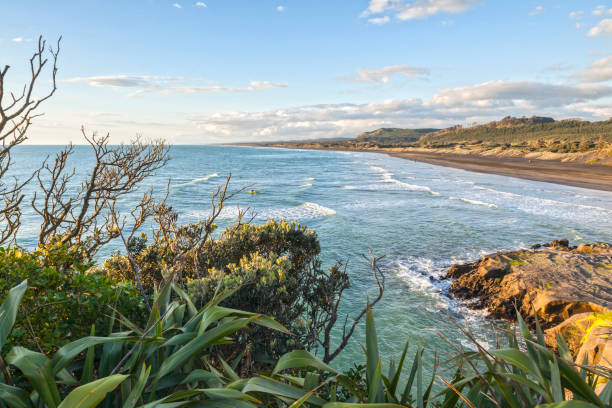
[0,35,61,244]
[322,252,386,363]
[33,128,169,262]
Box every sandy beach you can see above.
[386,150,612,192]
[241,144,612,192]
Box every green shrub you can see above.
[104,219,351,366]
[0,246,144,353]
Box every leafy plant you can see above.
[242,308,612,408]
[0,246,144,353]
[244,306,443,407]
[0,279,290,407]
[444,314,612,408]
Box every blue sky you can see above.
[1,0,611,144]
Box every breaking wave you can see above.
[449,196,500,209]
[175,173,218,187]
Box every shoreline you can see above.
[236,144,612,192]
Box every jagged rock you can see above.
[446,262,475,279]
[446,240,612,355]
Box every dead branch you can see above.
[0,35,61,244]
[320,252,386,363]
[33,128,169,261]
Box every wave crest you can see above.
[175,173,219,187]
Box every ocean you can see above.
[10,145,612,369]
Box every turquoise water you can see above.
[11,145,612,368]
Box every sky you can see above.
[1,0,612,144]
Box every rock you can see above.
[576,242,612,254]
[545,312,612,370]
[576,323,612,366]
[446,262,475,279]
[531,244,542,250]
[447,240,612,362]
[545,312,595,355]
[550,238,570,249]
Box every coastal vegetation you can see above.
[263,116,612,159]
[1,36,612,407]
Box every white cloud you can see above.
[361,0,480,21]
[195,2,207,7]
[588,19,612,36]
[341,65,430,83]
[592,5,612,17]
[173,3,182,8]
[188,80,612,142]
[429,80,612,108]
[11,37,31,43]
[529,6,545,16]
[276,5,285,12]
[362,0,394,16]
[572,56,612,83]
[246,81,287,91]
[369,16,391,24]
[64,75,287,95]
[65,75,184,88]
[569,10,583,19]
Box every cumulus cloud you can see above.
[529,6,545,16]
[588,19,612,36]
[64,75,287,95]
[276,5,285,12]
[341,65,430,83]
[173,3,182,8]
[195,2,207,7]
[572,56,612,83]
[361,0,480,21]
[188,80,612,142]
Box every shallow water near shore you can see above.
[11,145,612,370]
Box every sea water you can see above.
[10,145,612,369]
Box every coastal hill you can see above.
[266,116,612,152]
[418,116,612,150]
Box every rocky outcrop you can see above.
[446,241,612,362]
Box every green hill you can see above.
[418,116,612,151]
[267,116,612,154]
[355,127,438,143]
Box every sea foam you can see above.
[449,196,499,209]
[175,172,219,187]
